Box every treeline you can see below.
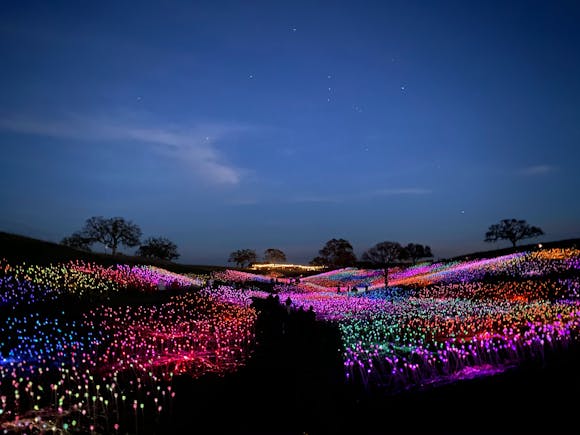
[61,216,179,261]
[53,216,547,275]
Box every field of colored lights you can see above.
[1,247,580,432]
[218,248,580,392]
[284,248,580,391]
[0,261,257,433]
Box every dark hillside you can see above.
[0,231,227,274]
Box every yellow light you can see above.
[249,263,326,272]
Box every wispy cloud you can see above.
[372,188,432,196]
[0,117,90,139]
[227,197,260,205]
[519,165,556,176]
[118,125,247,184]
[289,187,432,204]
[0,114,249,185]
[289,195,343,204]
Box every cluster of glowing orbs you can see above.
[0,262,258,433]
[1,259,206,308]
[265,249,580,392]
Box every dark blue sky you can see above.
[1,0,579,265]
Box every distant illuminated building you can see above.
[250,263,326,272]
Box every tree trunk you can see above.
[384,267,389,288]
[111,236,119,255]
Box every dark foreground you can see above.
[165,298,580,435]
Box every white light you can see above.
[250,263,326,272]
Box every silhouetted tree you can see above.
[228,249,258,268]
[264,248,286,263]
[484,219,544,247]
[136,237,179,261]
[75,216,142,255]
[404,243,433,264]
[362,241,407,287]
[60,231,93,252]
[313,238,357,268]
[309,256,326,266]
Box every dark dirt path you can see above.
[167,297,347,434]
[165,298,580,435]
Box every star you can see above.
[291,27,297,32]
[136,96,143,102]
[249,74,254,79]
[460,210,465,214]
[400,85,406,91]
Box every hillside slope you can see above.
[0,231,226,274]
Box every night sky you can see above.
[1,0,579,265]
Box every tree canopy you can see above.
[228,249,258,268]
[60,231,93,252]
[362,241,407,286]
[404,243,433,264]
[64,216,142,255]
[485,219,544,247]
[136,237,180,261]
[311,238,357,268]
[264,248,286,263]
